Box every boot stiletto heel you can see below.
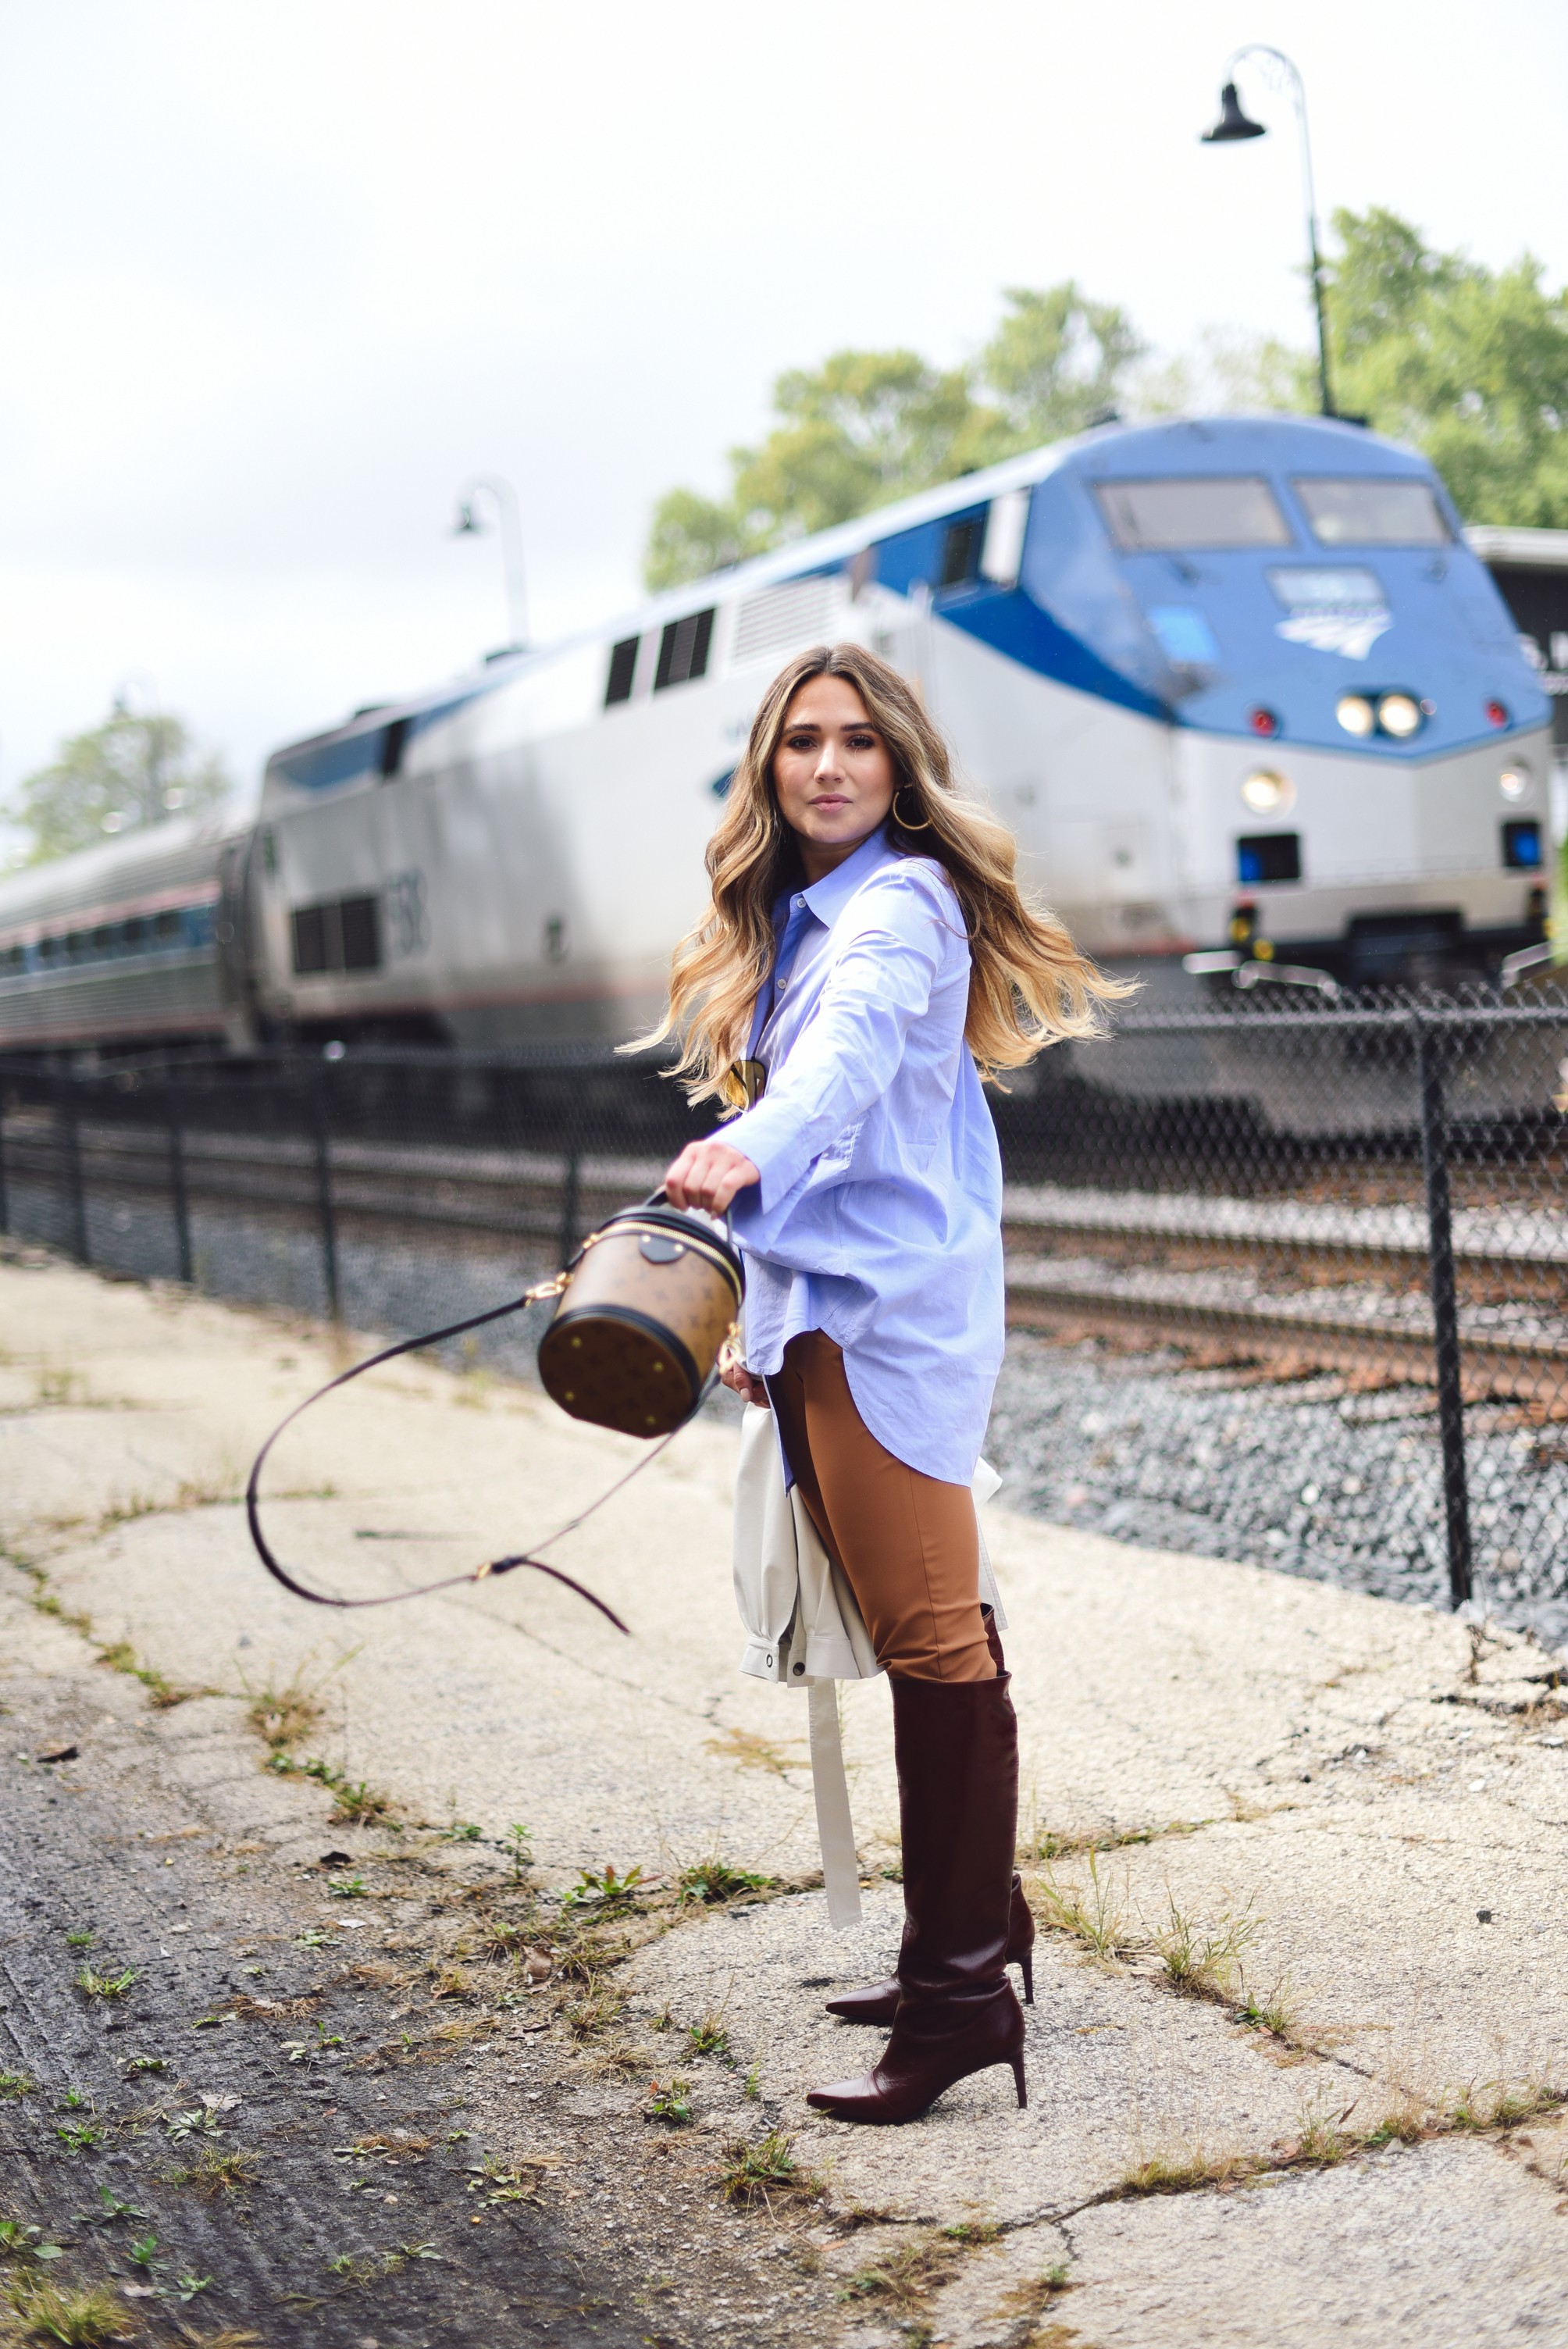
[1011,2054,1028,2110]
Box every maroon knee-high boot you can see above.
[806,1672,1025,2125]
[825,1613,1034,2027]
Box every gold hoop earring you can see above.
[893,787,932,832]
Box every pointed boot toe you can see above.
[805,2067,890,2121]
[824,1976,900,2026]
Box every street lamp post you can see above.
[453,474,529,651]
[1202,48,1335,419]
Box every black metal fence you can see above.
[4,989,1568,1630]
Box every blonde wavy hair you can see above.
[641,641,1130,1106]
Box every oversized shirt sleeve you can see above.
[722,868,953,1213]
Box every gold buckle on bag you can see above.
[727,1058,767,1109]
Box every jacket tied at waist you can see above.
[730,1403,1006,1925]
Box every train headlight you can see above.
[1377,693,1422,739]
[1500,764,1532,803]
[1336,694,1376,736]
[1241,769,1295,814]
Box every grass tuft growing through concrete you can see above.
[712,2130,822,2208]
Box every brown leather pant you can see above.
[766,1331,995,1684]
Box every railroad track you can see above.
[5,1114,1567,1403]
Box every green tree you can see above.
[1326,206,1568,526]
[6,707,230,867]
[980,282,1145,445]
[643,286,1146,591]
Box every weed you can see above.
[999,2266,1075,2326]
[127,2233,160,2270]
[561,1862,649,1915]
[1236,1974,1298,2036]
[940,2221,1001,2244]
[464,2156,554,2208]
[1120,2144,1249,2195]
[5,2276,124,2345]
[166,2147,258,2198]
[591,2037,647,2078]
[1295,2098,1356,2164]
[94,1638,205,1709]
[686,2014,730,2059]
[743,2064,762,2101]
[326,1874,367,1898]
[504,1823,533,1882]
[704,1726,802,1777]
[176,2272,213,2301]
[64,1932,91,1950]
[1153,1896,1263,1998]
[73,1965,137,2001]
[841,2238,963,2310]
[54,2119,105,2151]
[1035,1852,1127,1960]
[1364,2098,1426,2147]
[328,1775,397,1829]
[244,1665,326,1755]
[561,1991,625,2041]
[430,1966,475,2003]
[678,1859,773,1906]
[0,2073,34,2098]
[121,2055,164,2077]
[645,2079,693,2126]
[1484,2081,1554,2129]
[60,2088,89,2111]
[166,2107,223,2140]
[713,2130,821,2207]
[444,1820,482,1841]
[1021,1817,1203,1864]
[0,2223,63,2264]
[76,2187,144,2227]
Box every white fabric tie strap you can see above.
[807,1680,862,1926]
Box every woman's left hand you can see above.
[663,1139,761,1214]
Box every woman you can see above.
[655,643,1122,2125]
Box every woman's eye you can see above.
[846,734,875,750]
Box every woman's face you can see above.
[772,674,896,879]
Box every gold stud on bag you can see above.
[536,1192,745,1438]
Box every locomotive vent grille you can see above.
[731,575,843,668]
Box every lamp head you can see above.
[1202,80,1266,142]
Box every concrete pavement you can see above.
[4,1249,1567,2345]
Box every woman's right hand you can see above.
[721,1358,770,1408]
[663,1137,761,1214]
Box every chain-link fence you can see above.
[4,988,1568,1637]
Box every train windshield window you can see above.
[1292,478,1451,547]
[654,608,715,690]
[1094,478,1292,551]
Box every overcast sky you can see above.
[1,0,1563,829]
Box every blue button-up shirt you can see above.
[722,825,1003,1488]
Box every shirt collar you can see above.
[799,823,900,929]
